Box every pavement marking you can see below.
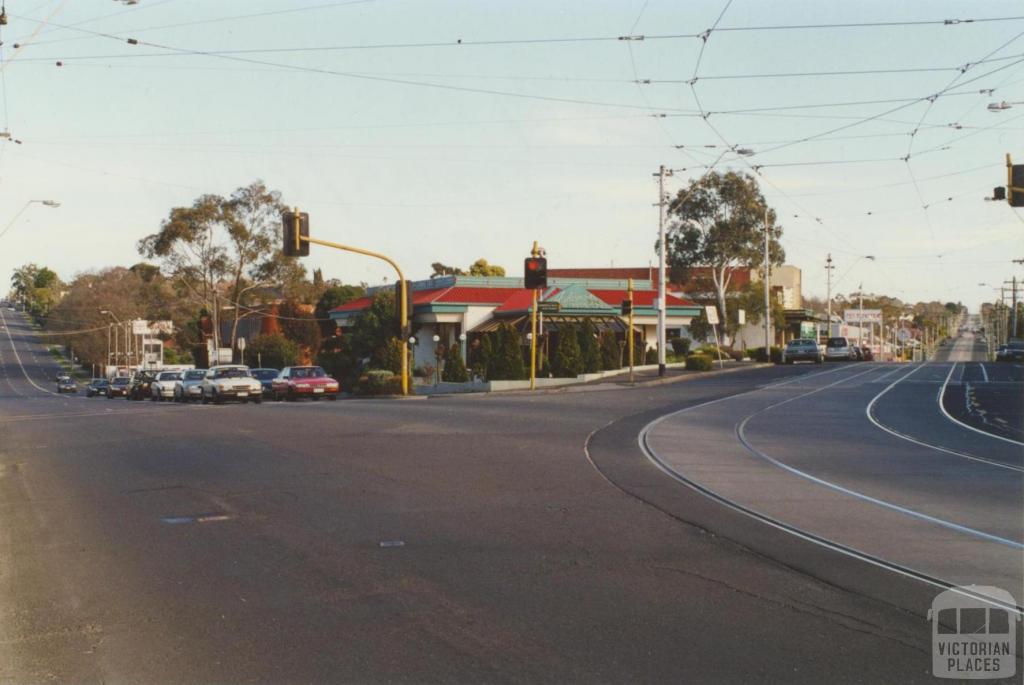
[735,378,1024,550]
[864,364,1023,473]
[634,388,1024,616]
[937,363,1024,448]
[760,362,858,389]
[871,364,908,384]
[0,308,63,399]
[979,362,989,383]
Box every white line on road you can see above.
[0,308,62,398]
[979,362,989,383]
[937,363,1024,447]
[863,364,1022,472]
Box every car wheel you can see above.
[327,394,337,401]
[815,358,822,364]
[287,389,297,402]
[253,397,262,405]
[213,390,223,405]
[201,390,210,405]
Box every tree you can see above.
[735,281,785,337]
[687,310,713,343]
[442,343,469,382]
[248,333,299,369]
[276,300,321,359]
[468,259,505,277]
[599,330,620,371]
[137,180,285,352]
[665,171,784,344]
[577,319,601,373]
[482,324,525,380]
[431,262,465,277]
[552,326,583,377]
[314,283,365,337]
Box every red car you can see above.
[272,366,340,401]
[859,346,874,361]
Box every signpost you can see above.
[237,336,246,365]
[704,305,725,369]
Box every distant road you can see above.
[932,331,987,362]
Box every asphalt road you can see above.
[1,309,1021,683]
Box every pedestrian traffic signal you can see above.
[524,257,547,290]
[621,300,632,316]
[282,211,309,257]
[994,186,1006,201]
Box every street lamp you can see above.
[0,199,61,241]
[432,334,442,385]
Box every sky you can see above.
[0,0,1022,311]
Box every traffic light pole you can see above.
[529,241,540,391]
[628,278,635,384]
[293,211,410,395]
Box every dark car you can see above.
[859,346,874,361]
[249,368,280,397]
[127,372,157,400]
[107,376,131,398]
[995,341,1024,362]
[85,378,110,397]
[781,339,822,364]
[56,376,78,393]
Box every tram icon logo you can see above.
[929,585,1019,679]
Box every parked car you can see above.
[150,371,183,401]
[995,340,1024,362]
[249,368,280,397]
[781,339,822,364]
[174,369,207,403]
[107,376,131,398]
[859,346,874,361]
[85,378,110,397]
[56,376,78,393]
[272,366,340,401]
[200,365,263,404]
[127,372,157,400]
[824,337,855,361]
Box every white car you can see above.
[200,365,263,404]
[824,336,854,361]
[174,369,207,403]
[150,371,183,401]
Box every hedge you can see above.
[685,353,713,371]
[354,370,402,396]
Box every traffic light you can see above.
[994,187,1006,201]
[524,257,547,290]
[621,300,632,316]
[1010,163,1024,207]
[395,279,413,335]
[282,211,309,257]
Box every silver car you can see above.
[174,369,207,403]
[824,337,854,361]
[150,371,183,401]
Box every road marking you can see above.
[864,364,1023,472]
[978,362,989,383]
[761,362,863,389]
[633,390,1023,615]
[736,389,1023,550]
[0,308,62,397]
[937,364,1024,447]
[872,364,908,384]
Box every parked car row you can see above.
[781,337,874,364]
[995,340,1024,362]
[82,365,341,404]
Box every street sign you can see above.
[536,301,560,314]
[897,328,911,342]
[704,305,719,325]
[237,337,246,351]
[844,309,882,324]
[132,319,149,335]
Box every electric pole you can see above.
[825,254,835,338]
[1004,277,1020,339]
[764,205,771,350]
[655,165,671,377]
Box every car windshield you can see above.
[826,338,848,348]
[291,367,326,379]
[158,372,182,381]
[92,379,109,386]
[112,378,129,385]
[214,368,249,379]
[184,370,206,380]
[250,369,278,380]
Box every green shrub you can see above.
[577,319,601,374]
[482,324,526,380]
[644,348,658,364]
[249,333,300,370]
[553,325,583,378]
[599,330,620,371]
[355,370,402,396]
[378,337,404,374]
[685,353,713,371]
[670,337,691,356]
[442,343,469,382]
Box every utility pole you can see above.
[858,283,864,349]
[1004,277,1019,339]
[628,278,635,384]
[825,254,835,338]
[763,205,771,350]
[655,165,671,377]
